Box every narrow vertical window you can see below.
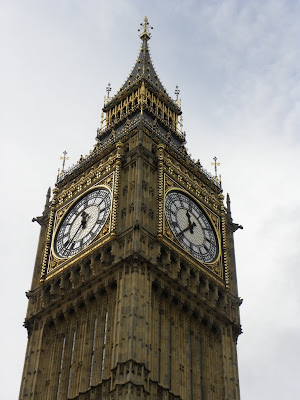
[56,335,66,400]
[169,319,172,389]
[189,333,193,400]
[199,340,204,399]
[158,311,161,383]
[89,317,98,387]
[101,311,108,380]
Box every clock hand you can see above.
[63,212,89,252]
[177,221,196,237]
[186,210,197,231]
[186,210,192,225]
[177,225,192,236]
[81,211,89,229]
[64,224,82,248]
[177,227,189,236]
[186,210,197,232]
[189,221,196,233]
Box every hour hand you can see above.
[177,224,193,236]
[189,221,196,233]
[186,210,196,233]
[81,211,89,229]
[177,227,189,236]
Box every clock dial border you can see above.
[164,188,221,265]
[52,185,112,260]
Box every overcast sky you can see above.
[1,1,300,399]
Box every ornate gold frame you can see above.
[164,186,222,264]
[158,170,227,283]
[42,171,117,280]
[51,184,113,260]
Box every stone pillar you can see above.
[111,257,151,398]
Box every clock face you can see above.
[54,187,111,258]
[165,190,218,263]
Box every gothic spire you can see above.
[103,17,180,113]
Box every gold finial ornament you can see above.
[106,82,111,98]
[60,150,69,172]
[211,156,220,178]
[138,16,153,40]
[175,85,180,105]
[104,83,112,105]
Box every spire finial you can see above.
[104,82,112,105]
[138,16,153,41]
[175,85,180,105]
[226,193,231,215]
[60,150,69,172]
[211,156,220,178]
[106,82,111,98]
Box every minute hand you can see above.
[63,223,83,255]
[186,210,192,225]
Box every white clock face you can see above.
[54,187,111,258]
[165,190,218,263]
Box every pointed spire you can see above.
[116,17,165,95]
[226,193,231,211]
[32,187,51,225]
[45,187,51,208]
[103,17,180,113]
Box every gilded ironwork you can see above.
[42,171,116,279]
[161,185,224,281]
[53,187,112,258]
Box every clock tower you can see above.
[20,18,242,400]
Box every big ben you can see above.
[20,17,242,400]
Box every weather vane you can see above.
[211,156,220,178]
[138,16,153,40]
[60,150,69,172]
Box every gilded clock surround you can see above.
[43,165,118,279]
[164,187,221,262]
[161,181,224,281]
[157,141,229,284]
[52,184,112,259]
